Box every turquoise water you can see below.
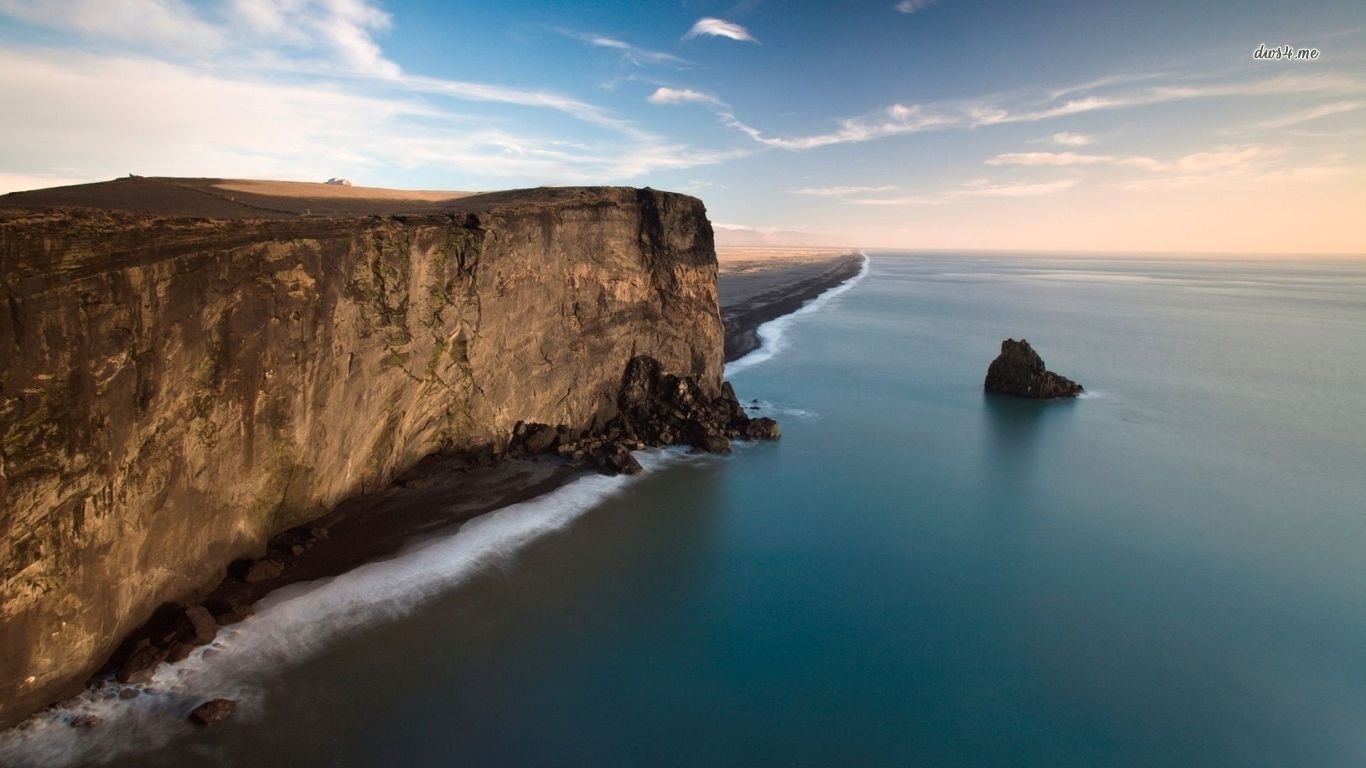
[9,253,1366,767]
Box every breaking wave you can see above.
[725,252,870,376]
[0,452,699,767]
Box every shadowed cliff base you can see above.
[101,352,780,695]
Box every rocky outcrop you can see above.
[0,185,726,727]
[508,354,781,473]
[984,339,1083,399]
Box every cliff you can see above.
[0,182,724,727]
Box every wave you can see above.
[737,398,821,421]
[725,252,870,376]
[0,451,705,767]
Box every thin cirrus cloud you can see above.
[557,29,691,67]
[956,178,1081,197]
[647,87,725,107]
[791,185,900,196]
[0,0,226,53]
[720,104,958,150]
[1254,100,1364,130]
[978,142,1348,194]
[1052,131,1095,146]
[987,152,1113,166]
[682,18,758,43]
[697,71,1366,151]
[0,0,751,190]
[895,0,937,14]
[846,178,1081,206]
[986,145,1276,174]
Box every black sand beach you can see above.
[101,246,866,682]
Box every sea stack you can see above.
[984,339,1083,399]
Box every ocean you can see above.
[5,252,1366,767]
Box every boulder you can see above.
[242,559,284,584]
[206,597,254,626]
[600,446,644,476]
[744,418,781,440]
[177,605,218,647]
[115,641,165,685]
[984,339,1083,399]
[165,641,196,663]
[512,422,559,454]
[188,698,237,726]
[698,435,732,454]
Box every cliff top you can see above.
[0,177,681,220]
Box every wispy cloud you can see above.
[232,0,399,77]
[837,177,1080,206]
[1172,146,1268,172]
[1112,145,1357,190]
[648,87,726,107]
[791,185,900,196]
[678,179,725,193]
[1254,100,1364,130]
[1051,131,1095,146]
[683,17,758,43]
[987,152,1113,166]
[988,144,1279,176]
[894,0,937,14]
[722,103,956,149]
[0,0,226,54]
[558,29,690,67]
[0,2,750,189]
[956,178,1081,197]
[703,71,1366,151]
[846,195,943,206]
[399,73,651,139]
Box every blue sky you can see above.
[1,0,1363,251]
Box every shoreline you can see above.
[195,248,869,632]
[9,246,869,739]
[718,250,866,361]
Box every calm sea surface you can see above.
[11,253,1366,767]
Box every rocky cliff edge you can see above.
[0,182,726,726]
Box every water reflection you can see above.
[981,392,1077,495]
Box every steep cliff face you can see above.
[0,186,722,726]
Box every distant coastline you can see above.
[717,247,867,362]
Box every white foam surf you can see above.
[0,450,700,767]
[725,252,870,376]
[737,398,822,422]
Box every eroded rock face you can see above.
[0,187,724,726]
[984,339,1083,399]
[507,355,781,475]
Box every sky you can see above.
[0,0,1363,253]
